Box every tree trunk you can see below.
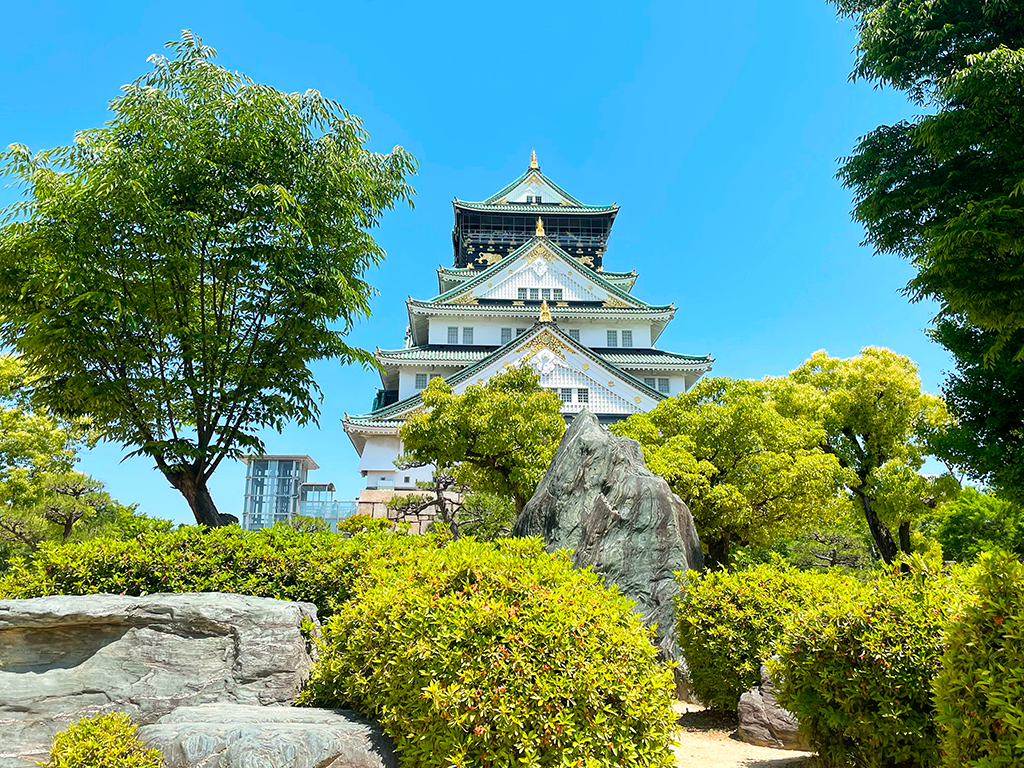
[61,516,75,541]
[898,521,912,555]
[706,532,731,571]
[164,467,225,527]
[856,493,899,564]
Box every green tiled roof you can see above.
[375,345,711,368]
[601,350,712,365]
[422,237,669,310]
[454,200,616,214]
[481,168,588,206]
[347,323,682,427]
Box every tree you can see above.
[833,0,1024,360]
[791,347,959,564]
[928,318,1024,503]
[397,367,565,517]
[918,487,1024,563]
[37,472,108,542]
[611,376,847,570]
[0,32,416,527]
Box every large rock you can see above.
[513,409,703,696]
[0,593,318,768]
[138,704,396,768]
[737,664,809,751]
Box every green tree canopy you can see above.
[791,346,959,563]
[919,487,1024,563]
[833,0,1024,359]
[611,376,847,570]
[0,32,416,527]
[397,367,565,517]
[928,318,1024,503]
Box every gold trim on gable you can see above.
[602,296,631,308]
[515,330,569,361]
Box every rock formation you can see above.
[0,593,319,768]
[138,704,395,768]
[736,664,809,751]
[514,409,703,697]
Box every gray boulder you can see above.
[513,409,703,697]
[138,704,396,768]
[0,593,318,768]
[737,664,809,751]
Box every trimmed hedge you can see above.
[0,524,363,617]
[677,560,860,710]
[936,550,1024,768]
[299,536,677,768]
[772,559,969,768]
[45,713,163,768]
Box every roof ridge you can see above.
[421,237,666,309]
[479,167,587,207]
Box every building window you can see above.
[560,388,573,403]
[535,195,542,203]
[516,327,527,337]
[658,378,670,394]
[568,329,580,341]
[644,377,656,388]
[530,288,540,301]
[541,288,551,301]
[621,330,633,348]
[607,330,618,347]
[447,326,459,344]
[553,289,563,301]
[518,287,528,300]
[501,327,512,344]
[462,327,474,344]
[577,388,589,403]
[415,373,428,390]
[404,476,411,484]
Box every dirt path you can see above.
[674,705,815,768]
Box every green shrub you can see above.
[677,559,860,710]
[0,525,364,617]
[773,558,969,768]
[935,550,1024,768]
[45,712,163,768]
[337,513,394,535]
[299,536,676,768]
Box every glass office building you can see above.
[242,455,356,531]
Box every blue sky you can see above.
[1,1,948,525]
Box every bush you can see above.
[337,513,394,535]
[773,558,969,768]
[677,559,860,710]
[0,524,364,617]
[935,550,1024,768]
[299,536,677,768]
[45,712,163,768]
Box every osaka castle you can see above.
[343,151,713,491]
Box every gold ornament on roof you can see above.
[530,148,539,169]
[535,217,545,237]
[539,300,552,323]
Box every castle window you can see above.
[621,330,633,348]
[568,329,580,341]
[644,377,656,388]
[447,326,459,344]
[577,388,589,403]
[518,288,528,300]
[462,327,474,345]
[501,328,512,344]
[541,288,551,301]
[516,327,527,337]
[415,373,428,390]
[560,388,573,403]
[658,378,670,394]
[553,289,563,301]
[529,288,540,301]
[607,330,618,347]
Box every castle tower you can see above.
[344,153,713,490]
